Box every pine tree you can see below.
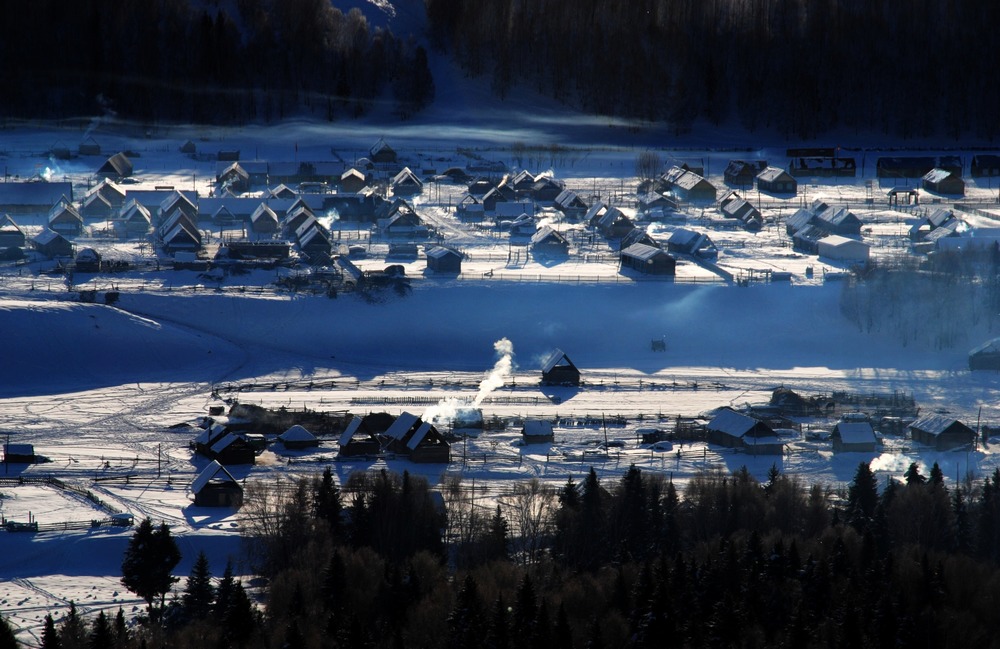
[929,462,945,489]
[485,596,509,649]
[486,505,510,562]
[314,466,343,537]
[88,612,112,649]
[512,573,537,639]
[182,551,215,619]
[447,575,484,649]
[41,614,60,649]
[904,462,926,486]
[57,602,88,649]
[222,581,258,647]
[214,562,236,619]
[120,518,181,621]
[847,462,879,530]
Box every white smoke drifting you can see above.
[422,338,515,427]
[474,337,514,405]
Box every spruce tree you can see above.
[182,551,215,619]
[57,602,88,649]
[904,462,926,486]
[447,575,484,649]
[88,612,112,649]
[41,614,60,649]
[847,462,879,530]
[120,518,181,621]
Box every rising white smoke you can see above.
[422,338,515,426]
[474,337,514,405]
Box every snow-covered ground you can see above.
[3,114,1000,646]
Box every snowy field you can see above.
[2,116,1000,645]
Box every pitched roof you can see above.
[338,417,364,446]
[908,414,969,436]
[542,348,576,373]
[707,409,758,437]
[621,242,668,261]
[523,420,554,437]
[384,412,420,440]
[279,425,316,443]
[191,460,240,494]
[834,422,877,445]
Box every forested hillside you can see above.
[426,0,1000,140]
[0,0,433,123]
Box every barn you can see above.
[340,168,368,193]
[706,409,782,454]
[756,167,798,194]
[970,338,1000,370]
[0,182,74,216]
[250,203,280,236]
[47,202,84,236]
[667,228,718,259]
[922,168,965,195]
[209,433,257,465]
[191,460,243,508]
[620,243,676,275]
[381,412,451,463]
[817,235,870,264]
[661,166,717,202]
[530,226,569,256]
[278,425,319,450]
[337,416,383,458]
[908,415,975,450]
[426,246,463,273]
[541,349,580,386]
[391,167,424,196]
[724,160,767,189]
[522,420,555,444]
[369,138,397,164]
[0,215,26,249]
[831,421,878,452]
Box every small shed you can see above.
[817,235,870,264]
[74,248,101,272]
[620,243,676,275]
[832,421,878,452]
[530,226,569,255]
[706,409,781,454]
[908,415,975,450]
[3,443,35,463]
[48,202,84,236]
[369,138,397,164]
[922,168,965,196]
[32,229,73,258]
[522,420,554,444]
[756,167,798,194]
[278,425,319,450]
[970,338,1000,370]
[250,203,280,235]
[541,349,580,386]
[191,460,243,508]
[426,246,463,273]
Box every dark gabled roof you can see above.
[621,242,669,261]
[32,228,69,246]
[908,414,971,436]
[99,152,133,177]
[530,225,567,246]
[757,166,794,183]
[250,203,278,225]
[0,181,75,207]
[426,246,462,261]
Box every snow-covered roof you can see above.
[384,412,419,440]
[338,416,363,446]
[835,422,876,444]
[523,420,554,437]
[621,243,667,261]
[707,409,757,437]
[32,228,67,246]
[191,460,239,494]
[426,246,461,260]
[908,414,967,436]
[210,433,241,453]
[541,348,575,373]
[279,425,316,443]
[817,234,867,249]
[406,421,433,449]
[757,166,792,183]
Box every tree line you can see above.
[426,0,1000,140]
[10,461,1000,647]
[0,0,433,124]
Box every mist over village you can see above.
[2,1,1000,647]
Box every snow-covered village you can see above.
[4,1,1000,648]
